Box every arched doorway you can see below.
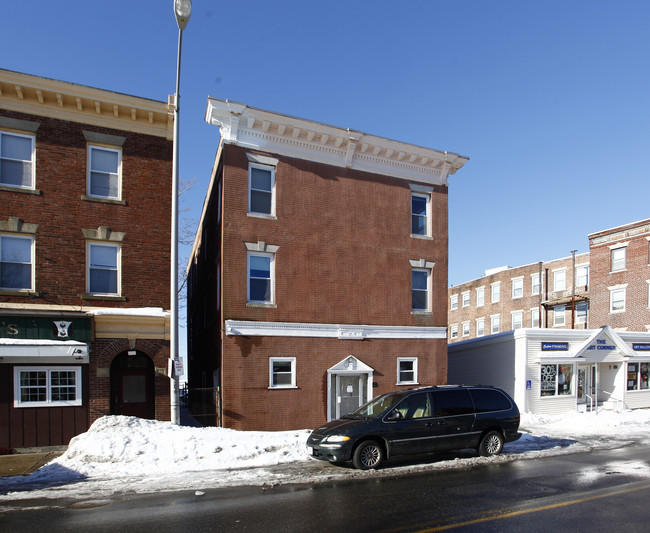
[110,351,155,419]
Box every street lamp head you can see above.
[174,0,192,30]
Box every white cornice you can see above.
[0,69,173,140]
[225,320,447,340]
[205,97,468,186]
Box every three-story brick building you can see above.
[0,70,173,447]
[187,98,468,431]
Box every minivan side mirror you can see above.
[386,410,403,421]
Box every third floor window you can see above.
[0,130,34,189]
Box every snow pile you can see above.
[1,409,649,501]
[41,416,311,480]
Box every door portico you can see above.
[327,356,374,421]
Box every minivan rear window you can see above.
[432,389,474,416]
[469,388,512,412]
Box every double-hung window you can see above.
[0,235,33,291]
[476,318,485,337]
[609,285,626,313]
[269,357,296,388]
[450,294,458,310]
[249,163,275,216]
[461,291,470,308]
[409,184,432,237]
[476,287,485,307]
[88,242,120,295]
[88,145,121,199]
[553,269,566,292]
[491,282,500,303]
[611,246,627,272]
[576,265,589,289]
[248,252,274,303]
[531,273,541,295]
[1,130,35,189]
[397,358,418,385]
[512,277,523,299]
[412,269,431,312]
[512,310,523,329]
[554,305,566,326]
[491,315,500,334]
[14,367,82,407]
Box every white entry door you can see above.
[578,364,596,404]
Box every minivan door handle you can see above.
[437,420,448,426]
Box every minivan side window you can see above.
[394,392,432,419]
[469,389,512,412]
[432,389,474,416]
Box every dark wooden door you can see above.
[111,352,154,419]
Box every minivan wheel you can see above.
[478,430,504,457]
[352,440,384,470]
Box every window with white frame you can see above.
[491,315,500,334]
[461,291,470,308]
[411,193,430,236]
[462,321,470,337]
[531,273,540,295]
[248,252,274,304]
[450,324,458,339]
[576,265,589,289]
[576,301,588,324]
[512,277,523,299]
[411,263,432,312]
[0,234,33,291]
[531,307,540,328]
[491,282,500,303]
[554,305,566,326]
[553,269,566,292]
[88,145,121,199]
[626,362,649,390]
[397,357,418,384]
[249,163,275,216]
[14,367,82,407]
[269,357,296,388]
[611,246,627,272]
[609,285,626,313]
[476,318,485,337]
[540,364,573,397]
[450,294,458,311]
[512,310,523,329]
[476,286,485,307]
[88,242,120,295]
[1,130,35,189]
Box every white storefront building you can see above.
[448,326,650,414]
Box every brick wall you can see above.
[0,109,172,309]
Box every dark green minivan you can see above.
[307,385,521,469]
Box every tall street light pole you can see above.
[171,0,191,424]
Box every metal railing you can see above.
[181,386,220,426]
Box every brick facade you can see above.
[449,219,650,345]
[0,70,173,448]
[188,98,467,431]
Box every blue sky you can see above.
[3,1,649,287]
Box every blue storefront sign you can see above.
[542,342,569,351]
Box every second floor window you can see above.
[0,131,34,189]
[512,310,523,329]
[88,243,119,295]
[412,269,430,312]
[249,164,275,215]
[491,315,500,334]
[610,286,626,313]
[554,269,566,292]
[0,234,33,290]
[248,252,274,303]
[531,273,540,295]
[89,145,121,199]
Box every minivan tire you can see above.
[478,430,504,457]
[352,440,384,469]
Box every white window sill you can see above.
[410,234,433,240]
[268,386,298,390]
[247,212,277,221]
[247,302,277,308]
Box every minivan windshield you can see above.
[344,392,407,419]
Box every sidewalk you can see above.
[0,447,66,477]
